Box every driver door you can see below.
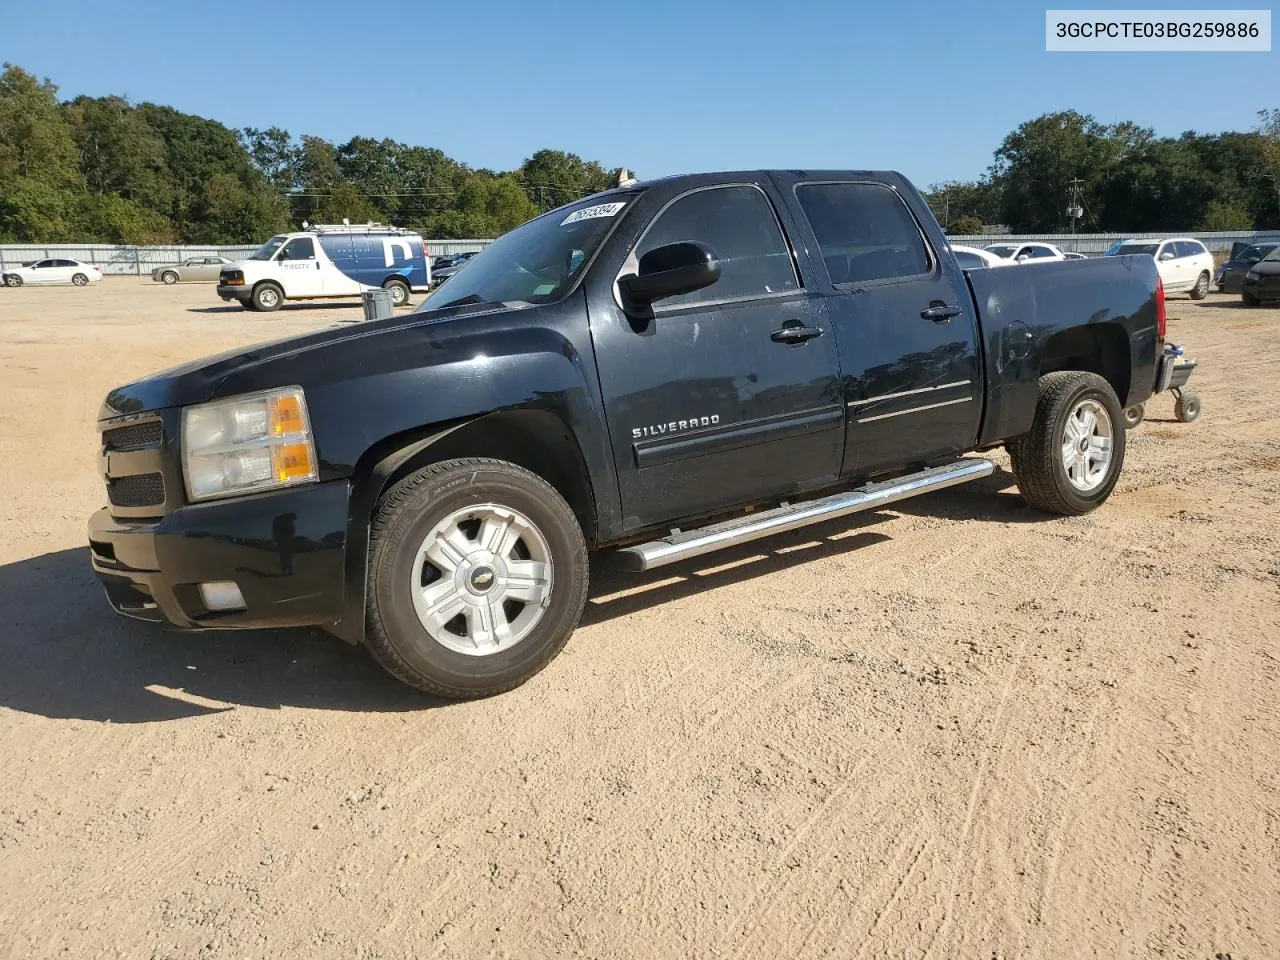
[277,237,323,297]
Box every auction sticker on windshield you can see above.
[562,202,626,225]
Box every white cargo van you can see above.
[217,223,431,311]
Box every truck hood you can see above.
[98,300,516,420]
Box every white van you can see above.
[217,223,431,311]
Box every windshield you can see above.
[1111,243,1159,257]
[423,196,635,311]
[1237,244,1275,262]
[1264,246,1280,263]
[249,235,288,260]
[984,245,1018,259]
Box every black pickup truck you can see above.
[89,170,1168,697]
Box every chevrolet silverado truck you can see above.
[89,170,1168,697]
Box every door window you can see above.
[1177,240,1206,259]
[795,182,932,284]
[1026,246,1055,259]
[281,238,316,260]
[635,185,798,308]
[953,251,987,270]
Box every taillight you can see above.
[1155,276,1167,339]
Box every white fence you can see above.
[0,239,495,275]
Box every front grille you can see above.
[103,420,162,451]
[107,473,166,508]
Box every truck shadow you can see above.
[0,471,1044,724]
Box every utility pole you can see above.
[1066,178,1084,237]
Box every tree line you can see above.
[0,62,621,244]
[926,109,1280,235]
[2,62,1277,245]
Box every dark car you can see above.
[432,250,479,270]
[1217,242,1279,294]
[88,169,1163,698]
[1242,245,1280,305]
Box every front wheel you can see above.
[383,277,410,307]
[251,282,283,312]
[161,270,178,285]
[3,274,21,287]
[1007,371,1126,515]
[1189,271,1209,300]
[365,458,589,698]
[71,273,88,286]
[1242,292,1260,307]
[1174,395,1201,423]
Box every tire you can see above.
[1189,272,1209,300]
[3,274,21,287]
[1242,292,1260,307]
[1007,371,1126,516]
[365,457,589,698]
[161,270,178,285]
[1174,395,1201,423]
[251,282,283,312]
[383,277,410,307]
[1123,403,1145,429]
[71,273,88,286]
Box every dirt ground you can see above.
[1,278,1277,960]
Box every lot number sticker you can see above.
[561,202,626,225]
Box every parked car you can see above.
[217,223,430,311]
[1217,242,1279,293]
[949,244,1007,269]
[1062,252,1088,261]
[89,169,1163,698]
[3,258,103,287]
[1242,245,1280,305]
[983,242,1066,263]
[1106,237,1214,300]
[433,251,479,270]
[151,256,232,285]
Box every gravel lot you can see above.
[1,278,1278,959]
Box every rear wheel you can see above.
[1189,271,1209,300]
[1007,371,1126,515]
[71,273,88,286]
[365,458,589,698]
[161,270,178,285]
[251,282,283,312]
[383,277,410,307]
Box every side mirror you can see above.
[621,242,720,305]
[1015,254,1029,262]
[1159,251,1175,261]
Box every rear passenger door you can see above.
[778,177,982,478]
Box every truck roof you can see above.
[558,169,910,211]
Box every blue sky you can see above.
[2,0,1275,188]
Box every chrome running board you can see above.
[615,458,994,572]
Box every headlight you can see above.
[181,387,318,502]
[1245,271,1260,282]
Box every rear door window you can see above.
[795,182,932,284]
[635,184,799,308]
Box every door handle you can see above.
[771,322,823,344]
[921,303,962,323]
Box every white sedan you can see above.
[3,258,103,287]
[950,245,1009,270]
[983,241,1066,263]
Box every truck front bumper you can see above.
[87,481,349,631]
